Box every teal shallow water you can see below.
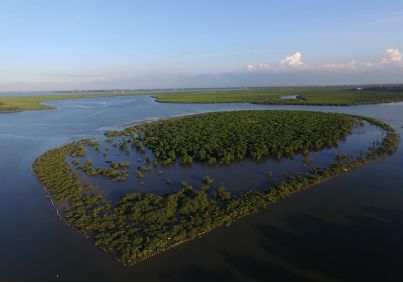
[0,95,402,280]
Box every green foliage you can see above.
[0,92,144,113]
[77,158,129,182]
[121,111,355,165]
[33,111,400,266]
[135,170,145,178]
[202,175,214,185]
[155,86,403,106]
[110,161,130,169]
[138,166,151,172]
[82,138,99,148]
[69,145,85,157]
[3,86,403,113]
[212,186,231,201]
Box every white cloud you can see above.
[281,51,303,66]
[381,48,402,64]
[246,64,255,72]
[258,63,270,70]
[349,59,357,69]
[245,63,271,73]
[240,47,400,75]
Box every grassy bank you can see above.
[32,110,399,266]
[3,86,403,113]
[0,92,144,112]
[154,86,403,105]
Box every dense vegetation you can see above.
[74,159,129,182]
[356,85,403,92]
[105,111,356,165]
[0,102,19,112]
[154,86,403,106]
[33,111,399,266]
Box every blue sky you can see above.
[1,0,403,91]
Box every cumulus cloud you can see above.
[381,48,402,64]
[245,63,271,72]
[258,63,270,70]
[348,59,357,69]
[241,47,401,75]
[246,64,255,73]
[280,51,303,66]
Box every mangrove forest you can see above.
[32,110,399,266]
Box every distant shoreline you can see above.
[2,85,403,113]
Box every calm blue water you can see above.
[0,95,402,281]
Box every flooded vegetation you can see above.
[33,110,399,266]
[68,118,383,200]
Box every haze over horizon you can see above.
[1,0,403,92]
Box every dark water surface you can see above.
[0,96,402,281]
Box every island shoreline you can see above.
[31,111,400,267]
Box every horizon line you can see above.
[1,82,403,95]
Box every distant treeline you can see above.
[349,85,403,92]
